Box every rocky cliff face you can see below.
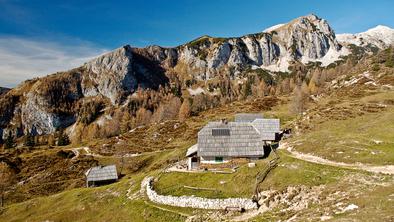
[0,45,171,137]
[133,14,345,77]
[82,46,136,104]
[0,14,393,139]
[81,45,169,104]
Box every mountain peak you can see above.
[302,13,320,20]
[263,14,323,32]
[271,14,334,38]
[364,25,394,37]
[368,25,393,32]
[337,24,394,49]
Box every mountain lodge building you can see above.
[186,113,281,170]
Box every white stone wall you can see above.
[143,177,258,210]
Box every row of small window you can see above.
[215,156,223,162]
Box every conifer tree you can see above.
[57,129,70,146]
[4,132,15,149]
[24,133,35,147]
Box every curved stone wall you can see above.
[143,177,258,210]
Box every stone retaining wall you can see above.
[143,177,258,210]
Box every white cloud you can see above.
[0,36,108,88]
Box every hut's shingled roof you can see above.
[86,165,118,182]
[198,122,265,157]
[197,116,280,157]
[252,119,280,140]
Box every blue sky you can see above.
[1,0,394,87]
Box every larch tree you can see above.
[136,108,152,126]
[0,163,16,207]
[120,111,133,133]
[289,78,296,92]
[301,80,310,96]
[257,80,266,97]
[308,80,318,95]
[152,96,181,123]
[281,78,291,94]
[290,81,310,114]
[47,134,56,146]
[269,85,276,96]
[166,97,182,119]
[178,99,191,121]
[308,69,322,95]
[87,124,101,139]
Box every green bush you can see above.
[385,59,394,68]
[372,63,381,71]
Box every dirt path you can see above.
[231,209,261,222]
[70,147,102,158]
[281,142,394,175]
[143,201,191,218]
[125,177,190,218]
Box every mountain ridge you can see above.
[90,14,342,76]
[1,14,394,140]
[92,15,394,78]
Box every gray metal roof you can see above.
[86,165,118,182]
[197,122,265,157]
[252,119,280,141]
[235,113,263,122]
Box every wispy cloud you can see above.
[0,36,107,88]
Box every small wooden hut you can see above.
[85,165,118,187]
